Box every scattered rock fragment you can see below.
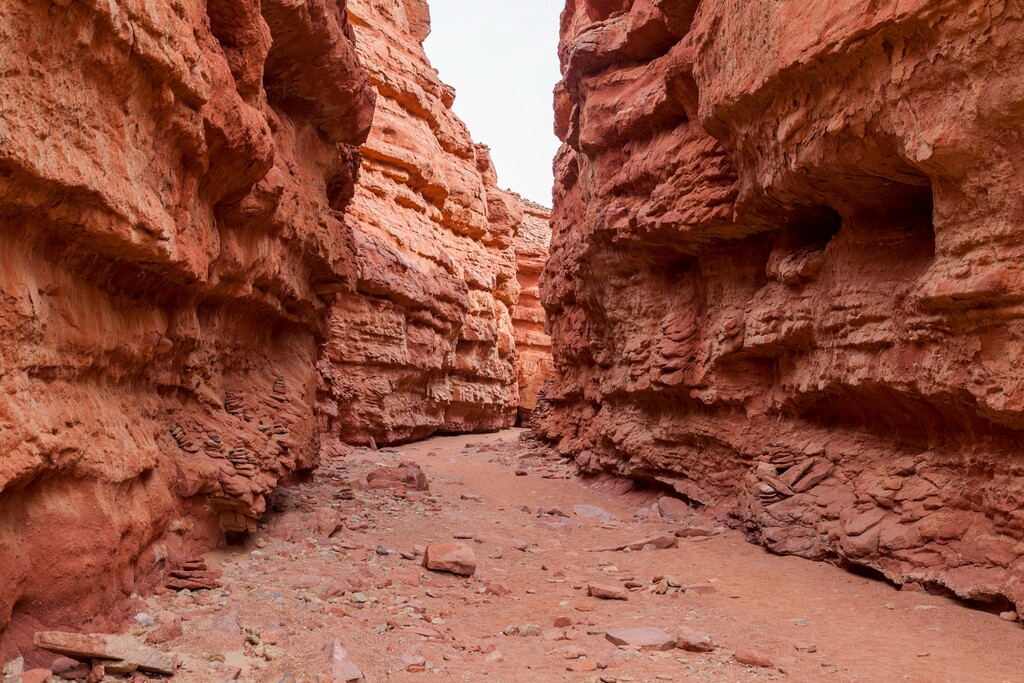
[674,517,723,538]
[587,584,629,601]
[324,639,363,682]
[676,628,715,652]
[657,496,691,521]
[18,669,51,683]
[605,628,676,651]
[307,507,344,537]
[145,612,183,644]
[423,543,477,576]
[485,582,511,597]
[400,648,426,672]
[2,657,23,678]
[366,462,429,491]
[572,505,619,521]
[589,535,678,552]
[734,649,775,668]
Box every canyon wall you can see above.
[320,0,521,446]
[538,0,1024,614]
[0,0,374,652]
[513,200,554,425]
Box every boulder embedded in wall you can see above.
[321,0,520,446]
[513,201,555,426]
[537,0,1024,614]
[0,0,373,656]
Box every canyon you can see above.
[2,0,1024,677]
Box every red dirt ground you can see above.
[128,429,1024,683]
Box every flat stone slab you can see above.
[572,504,619,521]
[605,627,677,651]
[34,632,178,675]
[588,534,679,552]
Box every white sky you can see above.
[423,1,562,208]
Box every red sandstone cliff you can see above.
[0,0,543,651]
[513,201,554,425]
[538,0,1024,616]
[319,0,521,445]
[0,0,374,651]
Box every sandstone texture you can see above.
[320,0,524,445]
[538,0,1024,614]
[512,201,555,425]
[0,0,373,653]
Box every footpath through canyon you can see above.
[4,0,1024,680]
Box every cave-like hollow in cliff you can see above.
[2,0,1024,679]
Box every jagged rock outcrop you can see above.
[512,201,554,425]
[320,0,520,445]
[0,0,373,653]
[538,0,1024,615]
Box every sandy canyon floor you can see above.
[80,430,1024,683]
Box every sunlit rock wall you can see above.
[321,0,520,445]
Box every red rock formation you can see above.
[320,0,520,445]
[538,0,1024,615]
[512,201,554,425]
[0,0,373,653]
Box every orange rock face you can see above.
[0,0,373,651]
[538,0,1024,612]
[513,201,554,425]
[320,0,521,445]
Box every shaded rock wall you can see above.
[0,0,373,651]
[320,0,520,445]
[513,201,554,425]
[538,0,1024,614]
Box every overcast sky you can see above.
[424,1,562,208]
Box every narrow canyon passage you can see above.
[4,0,1024,679]
[67,430,1020,683]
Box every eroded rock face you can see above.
[321,0,520,445]
[513,201,554,425]
[538,0,1024,613]
[0,0,373,651]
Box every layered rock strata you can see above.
[320,0,520,445]
[0,0,373,652]
[513,201,554,425]
[538,0,1024,614]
